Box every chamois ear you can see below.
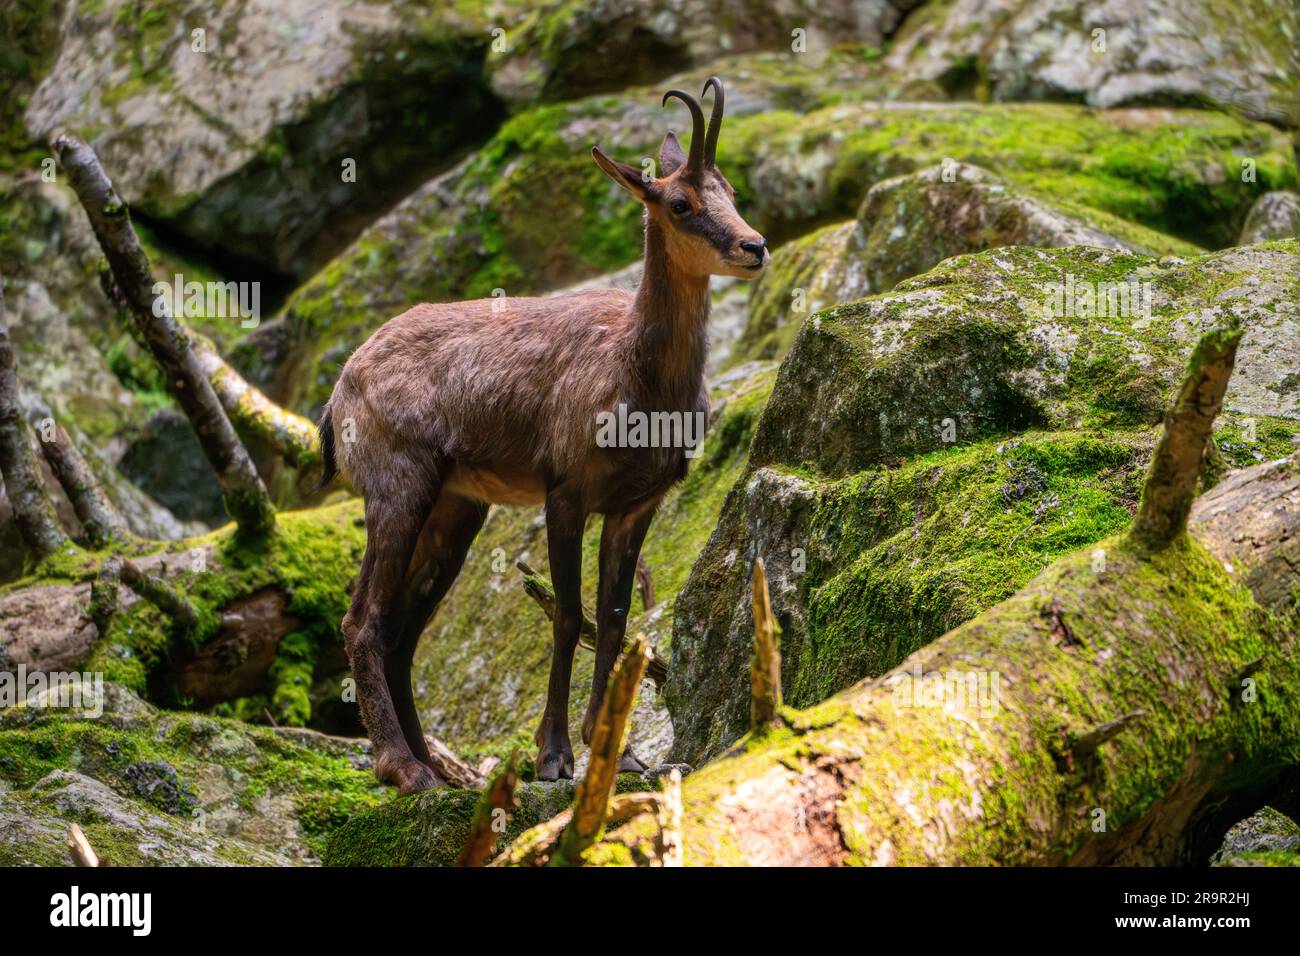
[659,131,687,176]
[592,146,654,201]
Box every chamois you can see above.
[320,76,768,791]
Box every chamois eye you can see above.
[669,198,690,215]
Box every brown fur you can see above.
[325,78,767,789]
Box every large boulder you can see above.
[1211,807,1300,867]
[734,161,1200,365]
[486,0,922,106]
[885,0,1300,128]
[23,0,511,280]
[667,241,1300,765]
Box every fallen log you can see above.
[595,325,1300,866]
[0,501,367,719]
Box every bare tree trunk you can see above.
[0,271,66,560]
[53,135,275,537]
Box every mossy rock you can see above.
[885,0,1300,130]
[484,1,914,106]
[668,241,1300,765]
[19,0,528,280]
[322,775,650,867]
[750,242,1300,478]
[1212,807,1300,867]
[0,680,384,864]
[1239,191,1300,245]
[734,161,1203,368]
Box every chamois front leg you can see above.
[583,502,658,773]
[535,486,586,781]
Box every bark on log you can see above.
[0,271,66,560]
[53,135,275,537]
[596,332,1300,867]
[1,502,365,710]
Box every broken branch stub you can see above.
[551,635,651,866]
[750,558,783,729]
[67,823,100,867]
[455,752,519,867]
[53,134,275,537]
[1130,322,1242,548]
[91,556,199,636]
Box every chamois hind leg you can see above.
[535,485,587,781]
[387,492,488,772]
[344,463,442,795]
[583,500,658,774]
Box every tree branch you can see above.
[515,560,668,687]
[53,134,275,537]
[37,420,129,547]
[191,333,320,470]
[455,753,518,867]
[91,556,199,636]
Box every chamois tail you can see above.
[317,403,338,491]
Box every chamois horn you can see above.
[661,88,706,176]
[701,76,724,167]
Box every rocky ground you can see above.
[1,0,1298,865]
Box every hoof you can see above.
[617,748,649,774]
[536,747,574,781]
[377,754,443,794]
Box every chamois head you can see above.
[592,76,769,280]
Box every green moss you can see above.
[268,631,317,727]
[792,429,1148,707]
[0,686,384,860]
